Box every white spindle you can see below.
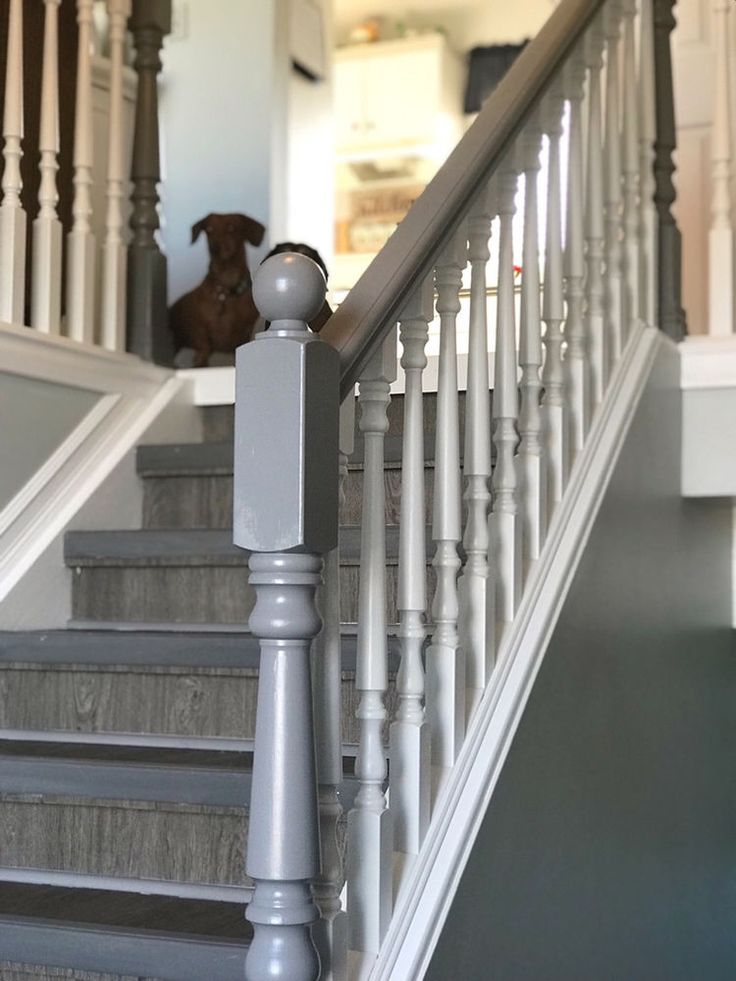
[458,186,495,710]
[489,161,523,639]
[638,0,658,327]
[426,230,465,771]
[32,0,63,334]
[67,0,97,344]
[0,0,25,325]
[584,19,607,405]
[563,48,591,455]
[603,1,624,365]
[517,121,547,573]
[542,89,570,515]
[391,281,432,860]
[347,333,396,955]
[709,0,736,336]
[312,394,353,981]
[621,0,641,343]
[101,0,132,351]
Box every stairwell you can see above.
[0,392,452,980]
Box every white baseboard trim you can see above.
[0,321,172,397]
[176,366,236,405]
[372,325,661,980]
[680,334,736,389]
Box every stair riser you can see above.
[0,667,396,746]
[142,469,436,530]
[200,394,456,442]
[71,566,437,626]
[0,965,140,980]
[0,796,248,888]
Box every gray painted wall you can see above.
[0,374,100,510]
[427,340,736,981]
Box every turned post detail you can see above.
[127,0,172,361]
[652,0,687,339]
[234,253,339,981]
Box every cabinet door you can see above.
[363,47,439,148]
[334,58,368,151]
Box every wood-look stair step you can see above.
[0,747,359,896]
[64,529,436,624]
[0,882,249,981]
[0,630,399,746]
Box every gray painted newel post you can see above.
[234,254,340,981]
[127,0,172,362]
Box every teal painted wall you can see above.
[427,340,736,980]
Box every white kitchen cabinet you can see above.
[334,34,464,156]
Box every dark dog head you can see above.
[264,242,329,282]
[262,242,332,332]
[191,213,266,263]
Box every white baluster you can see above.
[621,0,641,343]
[542,88,570,516]
[563,47,591,455]
[32,0,63,334]
[584,18,607,405]
[603,0,624,365]
[709,0,736,336]
[638,0,658,327]
[312,393,354,981]
[347,332,396,955]
[489,160,523,642]
[426,230,465,771]
[458,185,495,712]
[101,0,132,351]
[390,281,432,861]
[517,122,547,573]
[67,0,97,345]
[0,0,25,324]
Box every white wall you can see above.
[159,0,283,304]
[159,0,335,304]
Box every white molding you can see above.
[0,321,173,397]
[0,377,184,609]
[176,366,235,406]
[680,334,736,389]
[371,325,661,981]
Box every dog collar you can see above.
[213,271,252,304]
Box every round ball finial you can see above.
[253,253,327,325]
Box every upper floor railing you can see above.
[0,0,170,359]
[235,0,687,979]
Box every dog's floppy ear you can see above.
[236,214,266,247]
[191,215,212,244]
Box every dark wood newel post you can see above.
[652,0,687,340]
[127,0,172,363]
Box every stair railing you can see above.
[0,0,170,357]
[234,0,685,976]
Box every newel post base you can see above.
[234,253,340,981]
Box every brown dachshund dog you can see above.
[168,212,266,367]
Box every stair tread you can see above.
[64,526,433,566]
[0,747,359,808]
[136,432,440,476]
[0,882,250,939]
[0,629,400,671]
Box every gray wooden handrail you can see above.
[321,0,609,400]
